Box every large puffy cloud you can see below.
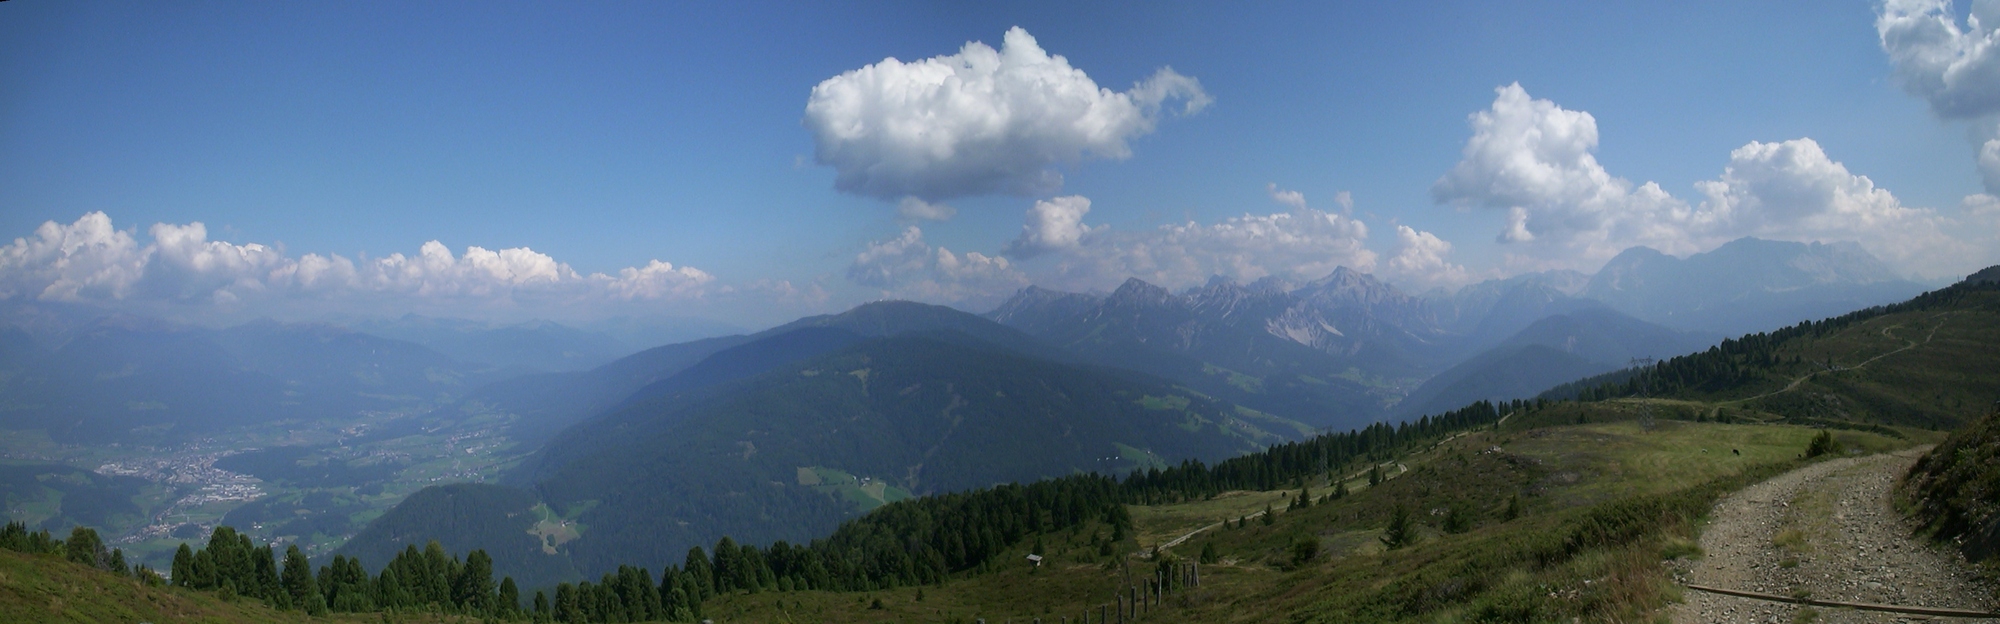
[0,212,717,315]
[1431,83,1692,261]
[0,212,148,301]
[847,225,1027,307]
[1433,84,1986,277]
[804,27,1209,203]
[1878,0,2000,120]
[1878,1,2000,194]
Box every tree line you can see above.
[1,398,1514,622]
[1545,280,1996,404]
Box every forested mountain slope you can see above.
[1549,268,2000,430]
[1395,307,1714,418]
[348,328,1308,586]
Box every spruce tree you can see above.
[64,526,104,568]
[1380,505,1415,550]
[171,543,195,587]
[499,576,521,616]
[455,549,496,614]
[281,545,325,615]
[683,546,714,599]
[553,583,578,624]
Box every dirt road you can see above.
[1671,448,1996,623]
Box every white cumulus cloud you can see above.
[1878,0,2000,120]
[847,225,1027,308]
[1878,0,2000,195]
[804,26,1209,202]
[0,213,718,316]
[1004,195,1102,258]
[1383,225,1471,291]
[1019,190,1378,292]
[1432,83,1989,278]
[0,212,149,302]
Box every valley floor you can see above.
[1670,448,1995,623]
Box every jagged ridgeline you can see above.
[1541,272,2000,430]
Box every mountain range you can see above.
[0,235,1941,590]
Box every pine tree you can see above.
[171,543,195,587]
[553,582,579,624]
[281,545,325,615]
[533,589,551,621]
[499,576,521,616]
[683,546,714,600]
[1261,504,1275,526]
[1380,505,1415,550]
[64,526,104,568]
[455,549,496,614]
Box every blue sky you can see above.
[3,1,1997,329]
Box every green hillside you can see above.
[0,545,478,624]
[345,330,1308,588]
[1902,403,2000,562]
[1547,277,2000,430]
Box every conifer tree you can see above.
[553,582,581,623]
[171,543,194,587]
[455,549,496,614]
[683,546,714,599]
[282,545,325,615]
[1380,505,1415,550]
[64,526,104,568]
[499,576,521,616]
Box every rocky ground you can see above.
[1670,447,1996,623]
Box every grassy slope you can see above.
[0,548,476,624]
[698,417,1923,623]
[1902,405,2000,563]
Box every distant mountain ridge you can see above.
[985,236,1923,425]
[1581,237,1925,336]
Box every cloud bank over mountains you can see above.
[804,27,1209,208]
[1432,83,1985,278]
[845,80,1996,310]
[0,211,740,322]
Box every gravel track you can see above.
[1670,448,1996,623]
